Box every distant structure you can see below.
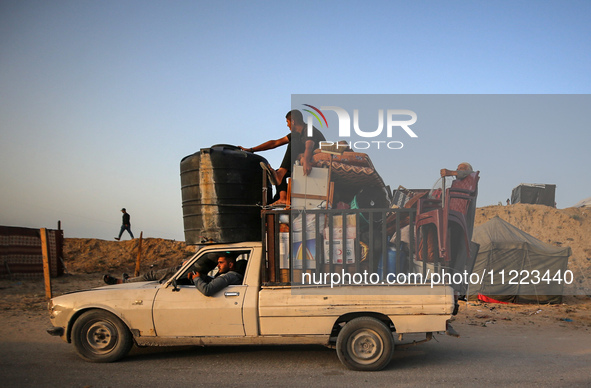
[510,183,556,207]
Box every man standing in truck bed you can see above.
[240,109,325,207]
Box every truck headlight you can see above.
[47,299,62,320]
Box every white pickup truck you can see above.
[48,209,458,371]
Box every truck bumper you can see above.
[47,326,64,337]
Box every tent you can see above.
[468,217,570,304]
[573,197,591,208]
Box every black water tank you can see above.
[180,144,271,245]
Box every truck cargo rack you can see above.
[261,208,418,286]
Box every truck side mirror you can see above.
[171,279,180,292]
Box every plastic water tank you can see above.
[180,144,271,244]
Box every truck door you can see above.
[151,252,249,337]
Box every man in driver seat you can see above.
[188,253,243,296]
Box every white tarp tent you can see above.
[573,197,591,208]
[469,217,571,304]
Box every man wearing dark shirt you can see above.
[188,254,243,296]
[240,110,325,206]
[115,208,134,240]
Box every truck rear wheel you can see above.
[72,310,133,363]
[336,316,394,371]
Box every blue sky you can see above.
[1,0,590,241]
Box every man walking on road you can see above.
[115,208,134,240]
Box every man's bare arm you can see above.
[302,139,315,175]
[240,136,289,153]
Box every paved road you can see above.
[1,312,590,387]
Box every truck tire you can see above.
[336,316,394,371]
[72,310,133,363]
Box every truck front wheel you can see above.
[72,310,133,363]
[336,316,394,371]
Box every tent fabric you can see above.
[477,294,511,304]
[0,226,64,279]
[468,217,570,304]
[573,197,591,208]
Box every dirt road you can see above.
[1,273,590,386]
[1,306,590,387]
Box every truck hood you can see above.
[60,280,162,296]
[49,281,162,334]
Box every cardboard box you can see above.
[323,238,356,265]
[323,214,356,240]
[279,232,290,269]
[291,231,317,270]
